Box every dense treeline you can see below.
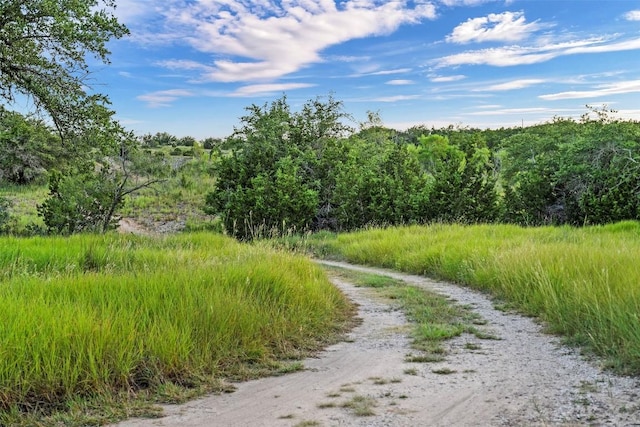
[204,96,640,239]
[2,96,640,238]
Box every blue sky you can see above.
[99,0,640,139]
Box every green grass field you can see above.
[0,233,353,425]
[302,221,640,375]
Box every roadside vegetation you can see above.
[0,233,354,426]
[301,222,640,375]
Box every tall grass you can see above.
[0,233,353,421]
[0,183,48,233]
[307,221,640,375]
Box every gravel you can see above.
[114,260,640,427]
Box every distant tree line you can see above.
[2,93,640,238]
[204,96,640,239]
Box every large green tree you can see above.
[0,0,128,139]
[416,133,499,223]
[205,96,434,238]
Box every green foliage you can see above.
[0,0,128,139]
[202,137,222,149]
[141,132,179,148]
[206,95,351,239]
[0,196,11,233]
[330,138,430,229]
[179,135,197,147]
[38,131,170,235]
[0,109,62,184]
[206,95,433,239]
[38,168,122,234]
[122,155,217,232]
[416,133,500,223]
[500,109,640,226]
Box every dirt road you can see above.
[115,260,640,426]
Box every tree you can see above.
[39,129,171,234]
[0,0,128,140]
[179,136,197,147]
[202,137,222,150]
[561,111,640,225]
[206,95,354,239]
[328,136,430,230]
[415,132,500,223]
[0,109,61,184]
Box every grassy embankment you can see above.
[300,222,640,375]
[0,233,354,425]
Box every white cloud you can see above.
[331,55,372,63]
[439,0,502,6]
[386,79,415,85]
[152,1,436,83]
[368,68,413,76]
[616,109,640,121]
[349,67,413,77]
[158,60,213,72]
[228,83,316,97]
[137,89,195,108]
[539,80,640,100]
[447,11,544,44]
[434,36,640,68]
[624,10,640,21]
[111,0,157,23]
[371,95,421,102]
[469,107,557,116]
[478,79,546,91]
[430,74,466,82]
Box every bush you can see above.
[0,197,11,233]
[38,170,122,234]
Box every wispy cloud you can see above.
[478,78,546,91]
[540,80,640,100]
[386,79,415,85]
[447,11,544,44]
[430,74,466,82]
[469,107,558,116]
[148,1,436,83]
[624,10,640,21]
[371,95,421,102]
[228,83,316,97]
[137,89,194,108]
[349,67,413,78]
[434,35,640,68]
[112,0,157,23]
[439,0,504,6]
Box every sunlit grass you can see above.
[0,183,47,233]
[307,221,640,375]
[0,233,354,424]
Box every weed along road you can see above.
[115,261,640,426]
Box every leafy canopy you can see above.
[0,0,128,138]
